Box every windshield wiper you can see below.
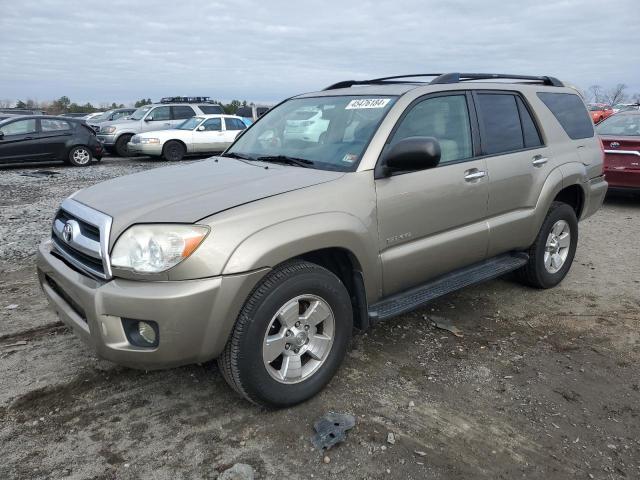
[256,155,314,168]
[221,152,255,160]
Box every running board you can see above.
[368,252,529,323]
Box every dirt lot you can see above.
[0,157,639,480]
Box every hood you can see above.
[100,117,140,128]
[73,157,344,245]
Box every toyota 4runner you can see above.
[37,73,607,407]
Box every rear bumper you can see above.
[581,175,608,220]
[36,240,268,369]
[604,168,640,190]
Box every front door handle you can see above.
[464,170,487,181]
[532,155,548,167]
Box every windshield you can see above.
[130,105,153,120]
[597,114,640,136]
[226,96,396,171]
[177,117,204,130]
[90,110,113,121]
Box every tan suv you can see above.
[37,73,607,407]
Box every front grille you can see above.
[51,199,113,280]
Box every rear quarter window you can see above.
[199,105,224,114]
[537,92,594,140]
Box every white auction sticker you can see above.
[345,98,391,109]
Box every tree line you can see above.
[0,96,255,115]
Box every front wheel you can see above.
[114,134,133,157]
[162,140,186,161]
[67,146,93,167]
[516,201,578,289]
[218,260,353,407]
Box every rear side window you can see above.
[172,106,196,120]
[476,93,523,155]
[516,97,543,148]
[537,92,594,140]
[224,118,246,131]
[41,119,71,132]
[199,105,224,114]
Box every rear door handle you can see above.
[532,155,548,167]
[464,170,486,181]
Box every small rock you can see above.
[414,450,427,457]
[607,444,617,450]
[124,464,130,468]
[219,463,254,480]
[381,445,387,451]
[387,432,396,445]
[408,401,415,407]
[323,456,331,464]
[5,304,18,310]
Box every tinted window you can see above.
[0,119,37,136]
[41,119,71,132]
[516,97,543,148]
[111,111,130,120]
[198,105,224,114]
[476,94,523,155]
[391,95,472,164]
[235,106,252,117]
[225,118,246,131]
[172,106,196,120]
[202,118,222,131]
[148,106,170,121]
[537,93,594,140]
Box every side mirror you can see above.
[0,131,4,140]
[144,116,152,122]
[196,125,205,131]
[378,136,441,177]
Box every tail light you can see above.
[598,137,605,175]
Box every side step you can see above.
[368,252,529,323]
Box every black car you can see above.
[0,116,103,167]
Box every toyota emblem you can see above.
[62,222,73,242]
[610,141,620,148]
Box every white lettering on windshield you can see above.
[345,98,391,110]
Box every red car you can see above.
[597,111,640,190]
[588,104,614,124]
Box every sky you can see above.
[1,0,639,107]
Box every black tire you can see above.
[67,145,93,167]
[218,260,353,408]
[162,141,186,161]
[516,201,578,289]
[114,134,133,157]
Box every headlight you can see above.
[102,126,116,134]
[140,138,160,144]
[111,224,209,273]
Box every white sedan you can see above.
[127,114,247,161]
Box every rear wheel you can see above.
[67,146,92,167]
[218,260,353,407]
[516,201,578,289]
[114,134,133,157]
[162,141,186,161]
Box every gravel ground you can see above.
[0,157,639,479]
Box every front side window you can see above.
[41,119,71,132]
[538,93,594,140]
[148,106,171,121]
[172,106,196,120]
[202,118,222,131]
[476,93,524,155]
[597,114,640,136]
[0,119,37,136]
[227,95,396,171]
[111,111,130,120]
[390,95,472,164]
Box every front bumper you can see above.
[96,133,116,146]
[37,240,267,369]
[127,142,163,156]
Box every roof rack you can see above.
[324,73,564,90]
[159,96,219,104]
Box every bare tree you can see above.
[605,84,628,105]
[0,99,12,108]
[587,85,605,103]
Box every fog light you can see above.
[138,321,156,344]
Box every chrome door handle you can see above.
[532,156,548,167]
[464,170,486,181]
